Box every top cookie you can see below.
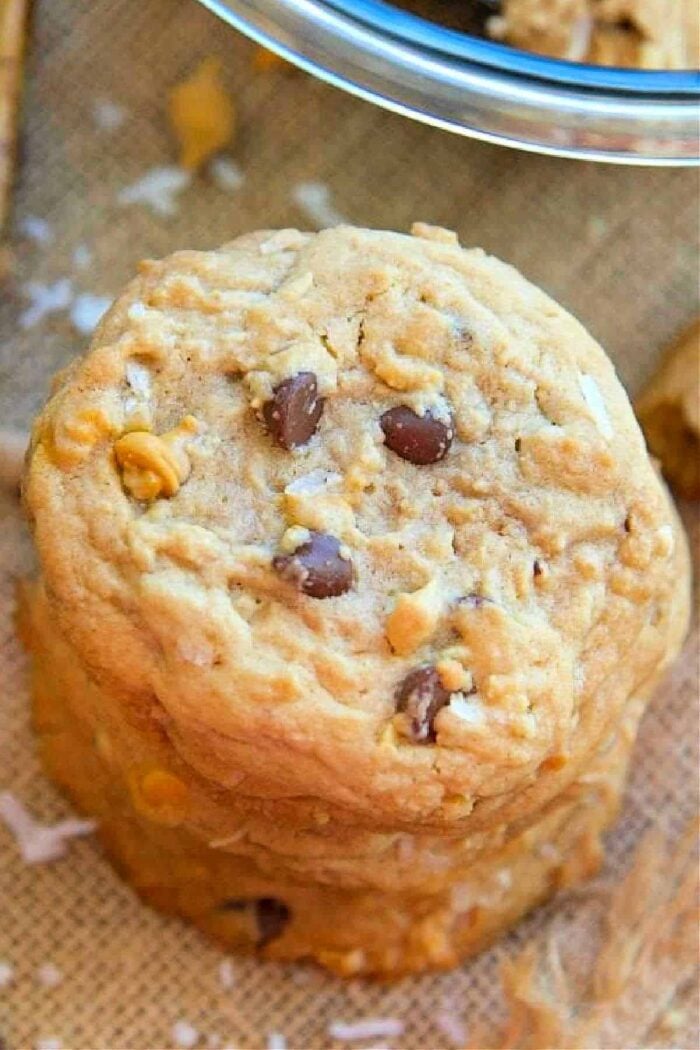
[24,225,688,832]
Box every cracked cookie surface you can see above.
[24,224,689,836]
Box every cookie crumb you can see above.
[0,961,14,988]
[266,1033,286,1050]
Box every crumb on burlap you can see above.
[168,57,236,172]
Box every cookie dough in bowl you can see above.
[21,224,690,975]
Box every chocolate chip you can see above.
[396,665,452,743]
[533,559,543,577]
[255,898,291,946]
[219,897,290,946]
[380,406,454,465]
[273,531,353,599]
[262,372,323,449]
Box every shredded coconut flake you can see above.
[449,695,486,725]
[18,215,53,245]
[172,1020,199,1049]
[435,1010,468,1047]
[266,1033,287,1050]
[292,181,348,229]
[327,1019,404,1041]
[36,962,62,988]
[209,156,244,192]
[285,470,342,495]
[72,244,93,269]
[0,961,14,987]
[125,361,152,398]
[260,230,306,255]
[565,15,593,61]
[70,293,111,335]
[19,278,73,330]
[579,373,613,440]
[92,99,127,131]
[0,792,96,864]
[118,166,191,217]
[217,958,235,990]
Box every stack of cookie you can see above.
[21,225,689,976]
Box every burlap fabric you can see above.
[0,1,698,1047]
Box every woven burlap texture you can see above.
[0,1,698,1047]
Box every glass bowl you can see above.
[199,0,700,165]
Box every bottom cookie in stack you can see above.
[19,576,672,978]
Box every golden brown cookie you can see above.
[21,225,691,975]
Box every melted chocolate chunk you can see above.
[396,665,452,743]
[262,372,323,449]
[273,531,353,599]
[380,405,454,465]
[255,898,291,946]
[218,897,291,946]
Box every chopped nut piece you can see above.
[635,319,700,500]
[114,415,198,501]
[168,57,236,171]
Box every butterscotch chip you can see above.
[114,416,198,500]
[635,319,700,500]
[168,57,236,171]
